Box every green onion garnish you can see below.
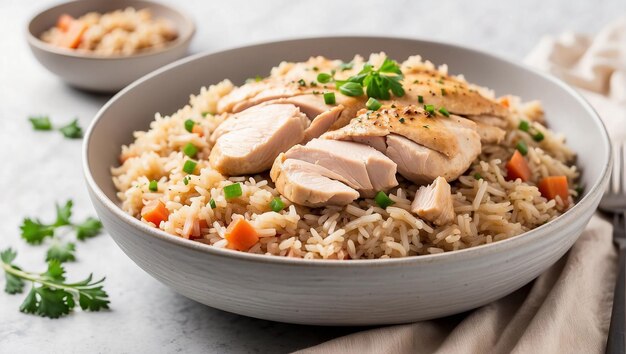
[438,107,450,117]
[269,197,285,212]
[441,88,446,96]
[201,112,213,117]
[374,191,395,209]
[532,131,544,142]
[298,79,306,87]
[223,183,243,199]
[474,173,483,180]
[209,198,216,209]
[323,92,336,105]
[418,95,424,103]
[184,119,195,133]
[338,82,364,97]
[516,140,529,155]
[149,180,158,192]
[317,73,332,84]
[183,160,197,174]
[424,104,435,115]
[518,120,530,132]
[366,97,382,111]
[183,176,189,185]
[399,118,405,123]
[182,143,198,158]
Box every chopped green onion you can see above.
[323,92,336,105]
[474,173,483,180]
[149,180,158,192]
[312,66,319,71]
[209,198,216,209]
[28,116,52,130]
[338,61,354,71]
[317,73,332,83]
[423,125,429,129]
[374,191,395,209]
[269,197,285,212]
[338,82,364,97]
[297,79,306,87]
[438,107,450,117]
[532,131,544,142]
[441,88,446,96]
[575,185,585,197]
[184,119,195,133]
[310,81,318,87]
[183,160,197,174]
[182,143,198,158]
[424,104,435,115]
[399,118,405,123]
[418,95,424,103]
[183,176,189,185]
[516,140,528,155]
[366,97,382,111]
[518,120,530,132]
[223,183,243,199]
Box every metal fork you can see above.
[601,142,626,354]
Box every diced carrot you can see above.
[191,124,204,137]
[538,176,570,207]
[59,20,88,49]
[57,14,74,32]
[225,219,259,251]
[141,200,169,226]
[499,96,510,108]
[506,150,532,182]
[198,219,209,229]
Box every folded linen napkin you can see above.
[299,16,626,354]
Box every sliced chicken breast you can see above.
[385,134,479,184]
[411,177,456,226]
[209,104,308,175]
[399,70,509,119]
[270,154,359,207]
[322,105,481,184]
[284,139,398,197]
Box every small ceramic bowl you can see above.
[27,0,195,92]
[84,37,612,325]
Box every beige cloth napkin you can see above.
[299,17,626,354]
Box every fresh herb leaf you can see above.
[20,219,54,244]
[366,97,382,111]
[75,218,103,241]
[46,242,76,263]
[338,82,364,97]
[317,73,332,84]
[54,200,73,227]
[28,116,52,131]
[2,249,110,318]
[58,119,83,139]
[339,57,405,100]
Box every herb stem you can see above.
[1,262,80,297]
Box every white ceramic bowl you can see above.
[84,37,612,325]
[27,0,195,92]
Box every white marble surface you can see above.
[0,0,624,353]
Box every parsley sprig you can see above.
[28,116,83,139]
[1,249,109,318]
[317,57,405,100]
[20,200,103,263]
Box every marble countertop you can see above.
[1,0,624,353]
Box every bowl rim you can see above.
[83,35,613,268]
[26,0,196,60]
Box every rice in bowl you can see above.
[111,54,579,260]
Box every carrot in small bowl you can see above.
[506,150,532,182]
[225,219,259,251]
[59,20,88,49]
[538,176,570,207]
[56,14,74,32]
[141,200,169,226]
